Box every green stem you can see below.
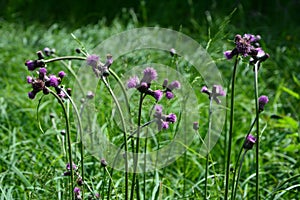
[44,56,86,64]
[233,150,248,200]
[102,77,128,200]
[231,117,257,200]
[254,62,260,200]
[49,89,74,200]
[205,97,213,199]
[62,88,85,199]
[109,69,131,114]
[224,54,238,199]
[130,93,144,200]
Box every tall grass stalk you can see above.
[224,55,239,199]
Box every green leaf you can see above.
[280,86,299,99]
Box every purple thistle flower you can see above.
[66,162,77,170]
[258,95,269,112]
[25,60,36,71]
[168,80,181,90]
[101,158,108,167]
[193,122,199,130]
[74,187,81,195]
[28,91,36,99]
[166,113,177,123]
[153,90,163,101]
[201,86,210,95]
[243,134,256,150]
[243,34,261,43]
[224,50,234,60]
[161,121,169,129]
[58,71,66,79]
[212,85,226,96]
[27,76,33,84]
[49,75,59,87]
[141,67,157,83]
[39,67,47,75]
[127,76,139,88]
[165,91,174,99]
[86,54,99,68]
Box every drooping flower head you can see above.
[243,134,256,150]
[153,90,163,101]
[258,95,269,112]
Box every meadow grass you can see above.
[0,6,299,199]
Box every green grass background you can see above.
[0,0,299,199]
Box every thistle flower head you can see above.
[224,33,269,67]
[28,91,36,99]
[165,91,174,99]
[66,162,77,170]
[243,134,256,150]
[141,67,157,83]
[127,76,139,88]
[86,54,99,68]
[193,122,199,130]
[258,95,269,112]
[27,76,33,84]
[168,80,181,90]
[153,90,163,101]
[74,187,81,195]
[166,113,177,123]
[58,71,66,79]
[49,75,59,87]
[101,158,107,167]
[25,60,36,71]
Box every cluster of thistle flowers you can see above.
[127,67,180,130]
[25,48,70,99]
[224,34,269,68]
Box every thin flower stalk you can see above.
[102,77,129,200]
[49,89,74,200]
[224,54,238,199]
[253,62,260,199]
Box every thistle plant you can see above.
[223,33,269,199]
[201,85,226,199]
